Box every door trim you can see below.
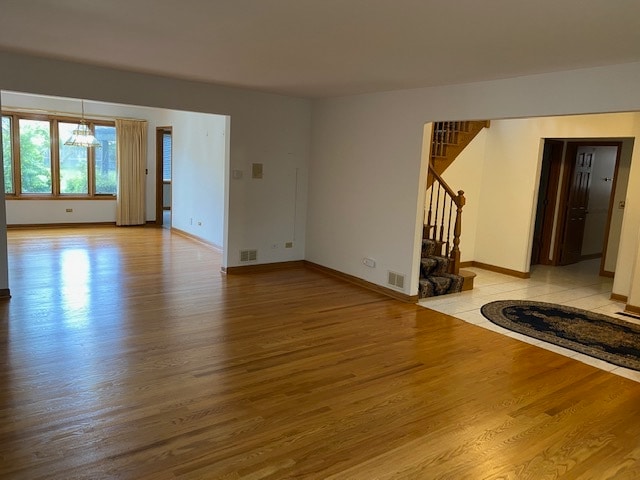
[532,140,564,265]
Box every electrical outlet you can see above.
[65,208,73,213]
[197,221,202,226]
[363,257,376,268]
[285,242,293,248]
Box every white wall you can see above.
[436,127,488,263]
[309,63,640,297]
[0,51,311,276]
[581,146,617,256]
[605,139,634,273]
[166,110,227,247]
[308,97,427,295]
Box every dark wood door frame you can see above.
[155,126,172,226]
[531,140,564,266]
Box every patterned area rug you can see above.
[481,300,640,371]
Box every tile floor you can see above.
[418,258,640,383]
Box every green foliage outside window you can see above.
[94,126,117,195]
[19,119,52,194]
[2,114,117,197]
[1,116,12,194]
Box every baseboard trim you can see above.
[459,261,474,268]
[581,253,602,261]
[469,261,530,279]
[0,288,11,299]
[624,304,640,315]
[304,261,419,303]
[171,227,222,251]
[600,270,615,278]
[223,260,305,274]
[8,222,116,229]
[611,293,628,302]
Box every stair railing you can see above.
[431,121,470,161]
[424,163,465,275]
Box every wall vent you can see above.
[388,271,405,289]
[240,249,258,262]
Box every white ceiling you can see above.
[1,0,640,98]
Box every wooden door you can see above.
[531,140,563,265]
[559,146,593,265]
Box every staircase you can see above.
[431,120,489,176]
[419,120,488,299]
[419,237,464,298]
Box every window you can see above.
[59,122,88,194]
[94,125,117,194]
[1,111,117,198]
[162,132,172,181]
[20,119,52,194]
[1,116,12,194]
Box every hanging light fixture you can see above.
[64,99,101,148]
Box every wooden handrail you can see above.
[425,162,465,275]
[428,165,464,208]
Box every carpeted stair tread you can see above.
[419,239,464,299]
[422,239,436,257]
[419,272,464,298]
[420,255,450,276]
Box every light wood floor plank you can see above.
[1,226,639,479]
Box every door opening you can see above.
[531,140,563,266]
[156,127,172,228]
[532,139,623,275]
[557,142,620,270]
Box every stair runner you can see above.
[419,239,464,298]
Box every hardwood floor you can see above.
[1,227,640,479]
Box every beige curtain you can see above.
[115,119,147,226]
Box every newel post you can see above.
[450,190,465,275]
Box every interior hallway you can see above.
[419,259,640,382]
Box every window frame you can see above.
[2,110,117,200]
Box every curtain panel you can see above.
[115,119,148,226]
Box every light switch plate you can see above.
[252,163,263,179]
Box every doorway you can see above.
[156,127,172,228]
[531,139,624,276]
[531,140,563,266]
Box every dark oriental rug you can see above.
[480,300,640,371]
